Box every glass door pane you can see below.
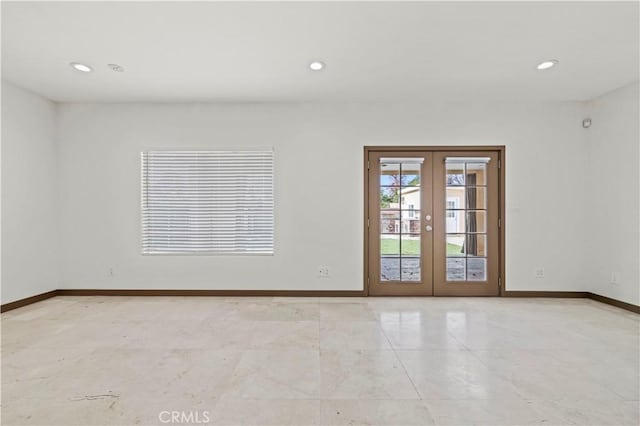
[433,151,500,297]
[445,158,489,282]
[379,159,423,283]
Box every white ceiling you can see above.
[2,1,638,103]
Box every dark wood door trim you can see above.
[367,151,434,296]
[2,290,638,314]
[364,146,506,297]
[0,290,58,313]
[366,146,506,152]
[503,291,589,298]
[56,289,366,297]
[432,151,500,296]
[588,293,640,314]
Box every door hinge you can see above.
[367,218,370,228]
[498,218,501,228]
[498,159,501,169]
[367,276,370,285]
[367,160,370,170]
[499,276,502,288]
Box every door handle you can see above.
[425,214,432,221]
[426,225,433,232]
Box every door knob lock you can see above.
[425,215,432,221]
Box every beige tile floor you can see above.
[1,296,638,425]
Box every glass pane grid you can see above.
[380,160,422,283]
[446,160,488,282]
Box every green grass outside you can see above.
[447,243,464,256]
[380,238,463,256]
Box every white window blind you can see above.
[141,149,274,254]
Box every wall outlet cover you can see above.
[610,272,619,284]
[318,266,330,278]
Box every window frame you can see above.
[140,147,275,256]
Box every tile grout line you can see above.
[376,314,424,402]
[375,312,440,424]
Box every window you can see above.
[141,149,274,254]
[446,200,456,218]
[408,204,415,218]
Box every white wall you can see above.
[55,101,590,292]
[586,82,640,305]
[1,81,59,303]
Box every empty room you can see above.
[1,1,639,425]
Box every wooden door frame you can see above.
[368,151,434,296]
[432,151,500,296]
[364,145,506,297]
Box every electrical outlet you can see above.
[535,268,545,278]
[610,272,619,285]
[108,267,114,278]
[318,266,330,278]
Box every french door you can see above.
[366,148,501,296]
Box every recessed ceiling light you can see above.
[107,63,125,72]
[70,62,93,73]
[309,61,325,71]
[536,60,558,70]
